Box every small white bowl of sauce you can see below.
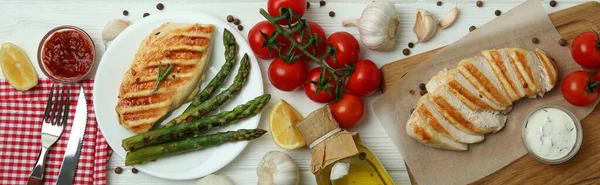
[522,105,582,164]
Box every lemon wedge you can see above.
[269,99,306,150]
[0,42,38,91]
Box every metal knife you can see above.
[56,87,88,185]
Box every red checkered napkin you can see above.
[0,79,112,185]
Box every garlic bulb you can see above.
[413,9,438,43]
[196,174,234,185]
[439,7,459,29]
[342,0,399,51]
[102,19,130,48]
[257,151,299,185]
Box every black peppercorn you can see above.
[419,83,426,90]
[559,38,567,46]
[320,0,326,7]
[469,26,476,32]
[123,10,129,16]
[307,2,310,9]
[226,15,234,22]
[359,152,367,160]
[476,1,483,7]
[156,3,164,10]
[233,18,241,25]
[408,42,415,48]
[237,25,244,31]
[437,1,442,6]
[409,90,415,95]
[115,167,123,174]
[420,89,428,96]
[550,0,557,7]
[532,37,539,44]
[403,48,410,56]
[143,13,150,18]
[329,11,335,17]
[495,10,501,16]
[132,168,138,174]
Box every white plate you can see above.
[94,11,263,180]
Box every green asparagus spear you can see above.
[184,29,239,112]
[122,94,271,151]
[125,129,267,166]
[164,53,251,127]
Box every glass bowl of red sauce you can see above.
[38,25,95,83]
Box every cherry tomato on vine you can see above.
[571,31,600,69]
[325,32,361,69]
[268,57,307,91]
[562,70,599,106]
[292,21,327,61]
[346,60,381,96]
[248,21,288,60]
[330,93,365,129]
[267,0,307,25]
[304,67,336,103]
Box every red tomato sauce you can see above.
[42,29,94,79]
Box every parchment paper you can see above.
[373,0,599,184]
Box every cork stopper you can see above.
[295,106,339,144]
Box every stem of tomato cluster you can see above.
[259,8,340,83]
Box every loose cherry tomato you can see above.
[325,32,360,69]
[572,32,600,69]
[304,67,336,103]
[330,93,365,129]
[267,0,307,25]
[268,57,307,91]
[292,21,327,62]
[562,70,599,106]
[346,60,381,96]
[248,21,288,60]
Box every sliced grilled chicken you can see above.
[418,94,484,143]
[426,69,509,112]
[508,48,540,98]
[406,111,468,151]
[482,49,525,101]
[458,57,512,107]
[533,48,558,93]
[116,22,216,133]
[430,86,507,134]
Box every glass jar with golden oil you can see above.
[295,107,395,185]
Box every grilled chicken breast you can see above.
[116,22,216,133]
[407,48,557,151]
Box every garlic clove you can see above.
[257,151,299,185]
[102,19,130,48]
[342,0,399,51]
[329,162,351,181]
[413,9,438,43]
[439,7,459,29]
[196,174,234,185]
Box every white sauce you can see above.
[524,108,577,160]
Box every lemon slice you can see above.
[0,42,38,91]
[269,99,306,150]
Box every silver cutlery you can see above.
[28,85,70,185]
[56,87,88,185]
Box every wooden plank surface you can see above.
[381,2,600,184]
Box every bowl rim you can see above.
[521,104,583,164]
[37,25,96,83]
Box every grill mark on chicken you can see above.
[535,50,558,85]
[506,52,532,96]
[417,105,451,136]
[118,95,168,107]
[431,95,483,135]
[410,121,432,141]
[447,81,494,110]
[461,63,511,106]
[515,51,539,94]
[164,36,211,46]
[121,107,165,121]
[488,50,521,101]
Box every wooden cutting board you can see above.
[380,2,600,184]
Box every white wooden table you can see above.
[0,0,581,184]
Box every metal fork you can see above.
[28,85,70,185]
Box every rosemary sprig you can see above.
[153,62,173,94]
